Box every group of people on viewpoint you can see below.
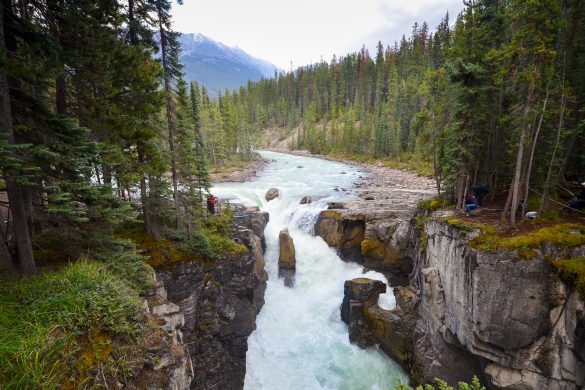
[464,181,585,217]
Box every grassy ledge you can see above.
[0,252,151,389]
[442,219,585,298]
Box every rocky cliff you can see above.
[154,207,269,390]
[408,217,585,389]
[314,189,431,285]
[317,196,585,389]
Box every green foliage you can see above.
[469,223,585,253]
[0,260,146,388]
[418,196,447,211]
[182,203,247,260]
[394,376,486,390]
[549,257,585,297]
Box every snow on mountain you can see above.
[179,33,280,96]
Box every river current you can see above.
[212,151,407,390]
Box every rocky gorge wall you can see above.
[316,195,585,389]
[153,208,269,390]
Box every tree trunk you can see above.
[0,1,36,275]
[540,89,566,212]
[522,86,550,215]
[431,111,441,195]
[503,81,534,228]
[541,60,567,212]
[0,203,14,272]
[167,98,180,229]
[138,149,152,234]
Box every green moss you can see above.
[466,223,585,258]
[418,195,447,211]
[446,219,496,235]
[416,216,429,254]
[117,226,199,269]
[549,257,585,297]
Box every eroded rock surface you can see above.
[154,208,269,390]
[265,188,280,201]
[278,228,296,269]
[321,162,585,389]
[338,211,585,389]
[300,195,326,204]
[315,189,433,284]
[341,279,418,366]
[408,219,585,389]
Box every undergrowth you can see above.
[117,204,247,268]
[395,375,485,390]
[549,257,585,298]
[466,223,585,254]
[0,255,149,388]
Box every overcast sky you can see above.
[171,0,466,70]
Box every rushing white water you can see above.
[212,151,408,390]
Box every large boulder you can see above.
[265,188,280,202]
[314,210,365,263]
[300,195,326,204]
[278,228,296,270]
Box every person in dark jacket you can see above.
[568,182,585,210]
[471,185,490,206]
[465,193,479,216]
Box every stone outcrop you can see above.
[315,189,432,285]
[278,228,296,269]
[265,188,280,201]
[145,283,194,390]
[341,279,418,366]
[336,204,585,389]
[406,219,585,389]
[278,228,296,287]
[125,272,194,390]
[300,195,326,204]
[154,208,269,390]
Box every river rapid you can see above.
[212,151,407,390]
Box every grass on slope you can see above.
[0,241,153,389]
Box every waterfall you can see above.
[212,151,407,390]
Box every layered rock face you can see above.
[155,209,269,390]
[127,272,194,390]
[340,279,417,367]
[409,219,585,389]
[315,189,432,285]
[318,186,585,389]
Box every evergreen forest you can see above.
[220,1,585,227]
[1,0,585,388]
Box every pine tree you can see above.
[155,0,183,228]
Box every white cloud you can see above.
[171,0,465,69]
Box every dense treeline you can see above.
[226,0,585,226]
[0,0,245,275]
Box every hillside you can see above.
[179,33,279,96]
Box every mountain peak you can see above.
[179,33,280,96]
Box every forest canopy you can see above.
[221,0,585,227]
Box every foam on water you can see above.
[212,151,407,390]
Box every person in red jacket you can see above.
[207,194,218,215]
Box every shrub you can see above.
[395,375,486,390]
